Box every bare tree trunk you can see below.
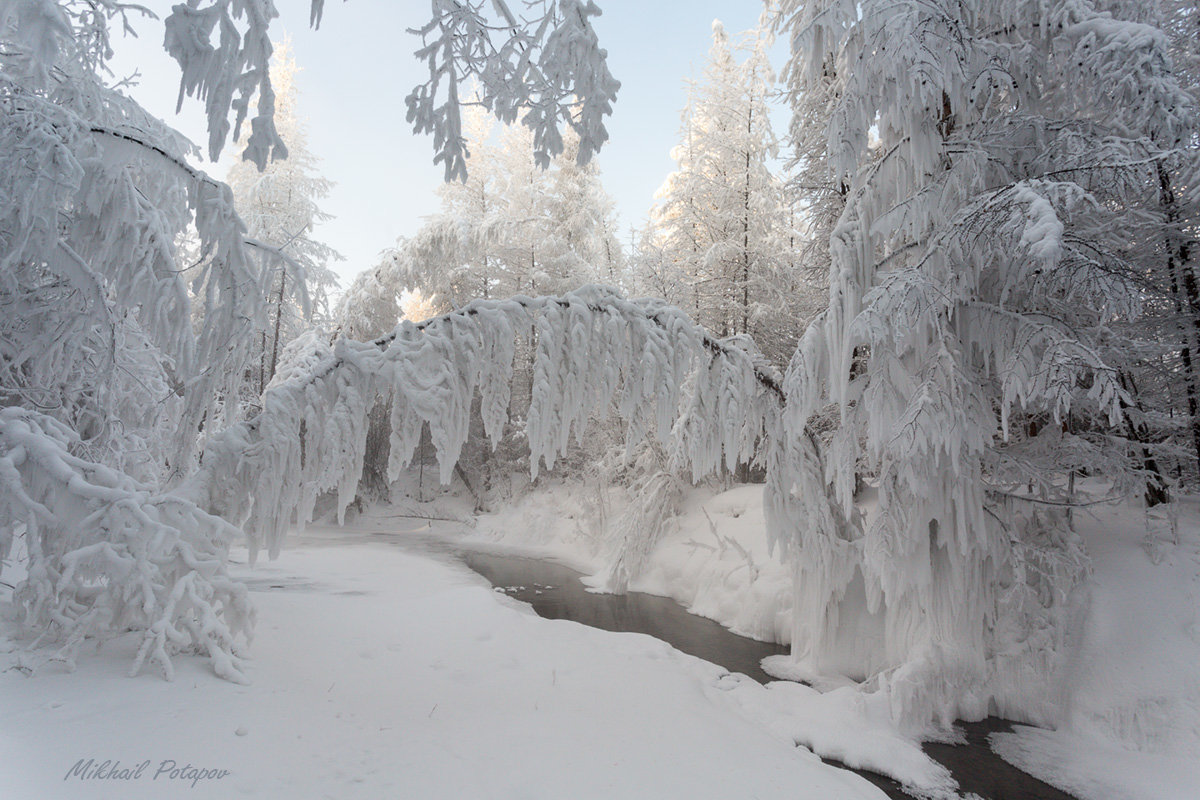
[1159,162,1200,476]
[267,267,288,385]
[741,105,752,337]
[258,330,267,394]
[1119,371,1170,507]
[734,105,753,484]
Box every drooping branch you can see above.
[182,287,784,561]
[403,294,786,400]
[0,407,253,683]
[405,0,620,181]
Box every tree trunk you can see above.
[1119,371,1170,507]
[258,330,268,394]
[267,267,288,385]
[1158,162,1200,476]
[741,104,752,337]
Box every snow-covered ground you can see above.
[3,481,1197,800]
[990,496,1200,800]
[1,521,930,800]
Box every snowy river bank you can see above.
[457,547,1078,800]
[1,523,898,800]
[4,491,1197,799]
[252,517,1078,799]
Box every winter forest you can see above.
[2,1,1199,799]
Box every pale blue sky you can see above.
[108,2,790,287]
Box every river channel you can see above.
[457,549,1079,800]
[296,522,1078,800]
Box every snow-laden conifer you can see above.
[769,0,1198,727]
[645,21,809,368]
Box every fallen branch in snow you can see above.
[378,512,470,524]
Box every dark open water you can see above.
[458,549,1078,800]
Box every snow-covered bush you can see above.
[0,408,253,682]
[589,438,686,594]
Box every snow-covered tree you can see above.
[777,21,842,325]
[769,0,1198,728]
[1134,0,1200,484]
[393,104,622,313]
[227,39,341,395]
[333,262,403,342]
[0,0,288,681]
[0,0,621,682]
[644,21,808,368]
[548,121,626,287]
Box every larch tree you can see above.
[645,21,807,368]
[395,105,621,313]
[333,264,404,343]
[777,17,843,335]
[769,0,1197,728]
[226,39,341,396]
[546,119,625,288]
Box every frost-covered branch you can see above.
[183,287,781,562]
[0,408,253,682]
[406,0,620,181]
[162,0,287,168]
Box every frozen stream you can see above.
[457,551,1080,800]
[297,522,1079,800]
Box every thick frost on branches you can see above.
[227,40,342,395]
[162,0,288,168]
[0,0,628,680]
[0,13,285,471]
[0,1,298,680]
[0,408,253,682]
[407,0,620,181]
[184,287,779,561]
[161,0,627,178]
[768,0,1198,730]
